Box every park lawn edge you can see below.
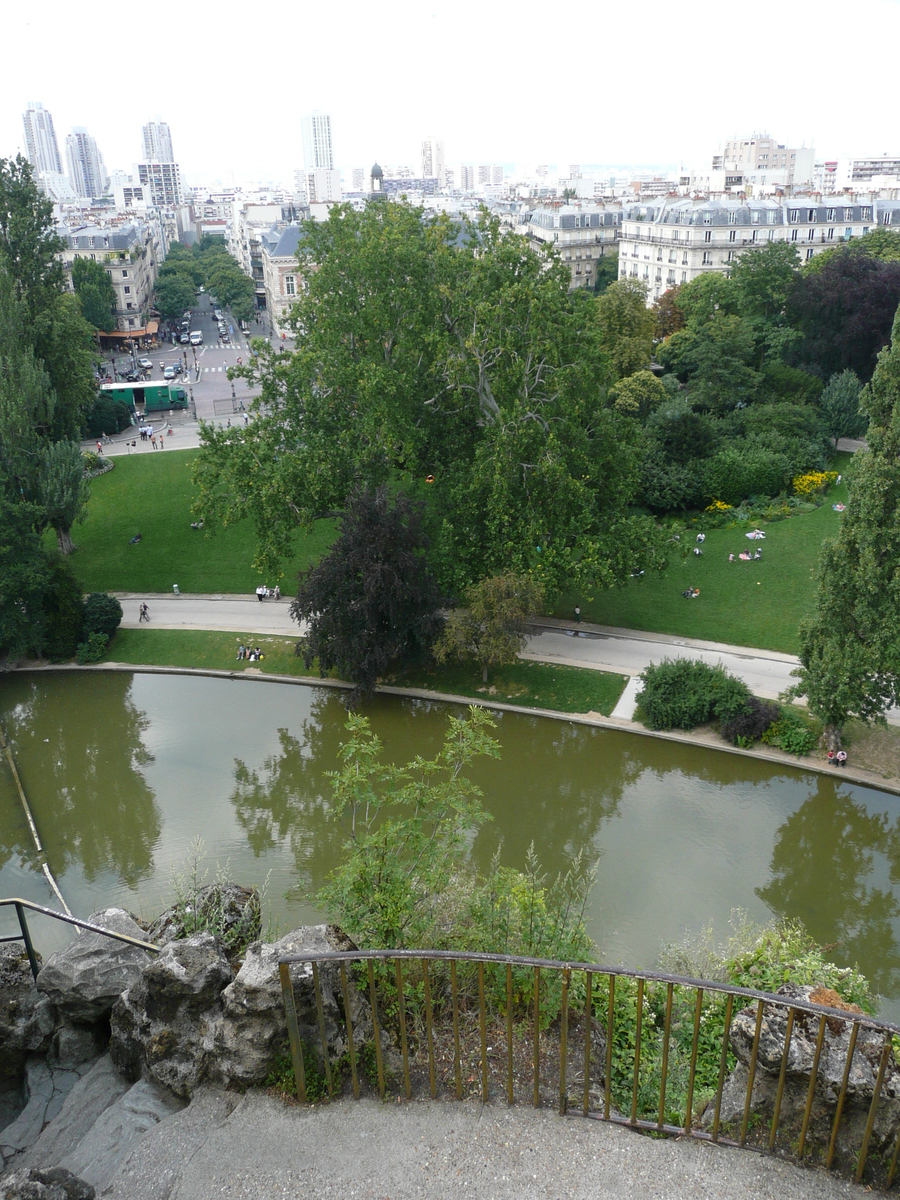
[96,628,630,717]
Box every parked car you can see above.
[190,331,203,346]
[179,332,190,344]
[214,310,224,322]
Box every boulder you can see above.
[146,884,260,956]
[214,924,371,1087]
[0,1059,95,1171]
[109,933,233,1097]
[704,983,900,1174]
[36,911,153,1025]
[0,945,54,1090]
[0,1167,95,1200]
[19,1057,129,1174]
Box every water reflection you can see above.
[758,778,900,996]
[2,674,161,888]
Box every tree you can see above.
[71,257,116,332]
[82,592,123,640]
[593,248,618,296]
[38,440,90,554]
[0,487,52,659]
[818,369,868,446]
[0,270,56,505]
[789,247,900,381]
[154,271,197,321]
[291,485,444,702]
[594,279,655,379]
[789,305,900,746]
[434,572,544,683]
[315,707,500,948]
[608,369,666,417]
[195,204,667,600]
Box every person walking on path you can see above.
[139,603,150,623]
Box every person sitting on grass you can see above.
[836,749,848,767]
[129,532,142,544]
[237,644,246,660]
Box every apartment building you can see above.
[59,221,160,332]
[137,161,183,207]
[617,198,900,303]
[525,203,621,289]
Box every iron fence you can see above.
[0,897,159,980]
[279,948,900,1189]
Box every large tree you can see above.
[71,256,117,332]
[38,439,90,555]
[195,204,666,599]
[292,484,444,702]
[789,304,900,746]
[154,271,197,320]
[818,369,868,447]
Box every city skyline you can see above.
[3,0,899,183]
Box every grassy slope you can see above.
[103,629,628,716]
[556,457,853,655]
[59,450,336,594]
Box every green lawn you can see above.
[103,630,628,716]
[59,451,336,593]
[556,458,853,655]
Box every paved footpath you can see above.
[104,1091,858,1200]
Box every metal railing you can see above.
[0,897,159,980]
[279,949,900,1189]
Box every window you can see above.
[682,252,688,265]
[789,209,799,223]
[127,318,133,327]
[827,228,834,240]
[751,230,758,243]
[106,269,112,277]
[807,208,816,222]
[656,249,662,261]
[808,228,815,241]
[126,302,133,310]
[862,207,872,220]
[827,208,835,221]
[728,210,737,224]
[667,270,675,283]
[655,268,662,281]
[885,212,894,226]
[791,229,799,242]
[703,212,712,225]
[673,229,680,242]
[681,271,687,283]
[704,230,712,243]
[806,248,814,260]
[863,227,870,236]
[726,251,735,262]
[122,269,128,278]
[844,207,854,221]
[702,251,712,265]
[751,211,760,224]
[845,227,853,240]
[767,230,775,241]
[668,250,676,263]
[729,229,737,242]
[123,285,130,294]
[767,210,775,225]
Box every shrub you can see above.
[76,631,109,664]
[761,707,819,756]
[792,469,839,498]
[84,394,132,438]
[637,658,752,731]
[702,445,793,507]
[83,592,123,640]
[720,697,781,746]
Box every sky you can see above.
[3,0,900,187]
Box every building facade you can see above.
[421,138,445,186]
[23,102,62,175]
[617,197,900,304]
[59,220,160,332]
[261,225,310,336]
[137,161,183,207]
[525,203,621,290]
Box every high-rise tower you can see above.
[421,138,445,185]
[65,128,108,199]
[301,112,334,170]
[141,120,175,163]
[22,102,62,175]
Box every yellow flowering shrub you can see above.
[792,471,838,498]
[705,499,733,513]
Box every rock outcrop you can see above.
[705,983,900,1173]
[0,945,54,1091]
[0,1167,95,1200]
[36,911,153,1026]
[145,884,260,954]
[109,934,233,1097]
[215,924,372,1085]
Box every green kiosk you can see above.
[100,381,188,417]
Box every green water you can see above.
[3,671,900,1017]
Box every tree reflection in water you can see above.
[1,674,160,889]
[230,693,639,897]
[757,776,900,998]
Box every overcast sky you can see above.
[3,0,899,187]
